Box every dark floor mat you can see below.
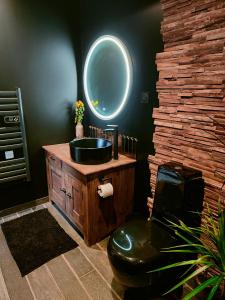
[1,208,78,276]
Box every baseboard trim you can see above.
[0,196,49,217]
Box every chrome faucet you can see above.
[103,125,118,160]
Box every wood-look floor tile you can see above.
[31,204,45,212]
[18,208,34,217]
[48,204,124,299]
[0,230,34,300]
[0,267,10,300]
[63,248,93,278]
[97,237,109,253]
[2,213,17,223]
[47,255,90,300]
[27,265,64,300]
[0,203,192,300]
[0,203,122,300]
[79,244,124,299]
[81,269,120,300]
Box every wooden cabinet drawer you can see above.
[47,154,62,170]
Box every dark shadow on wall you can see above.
[0,0,80,210]
[78,0,163,216]
[0,0,163,211]
[79,0,163,159]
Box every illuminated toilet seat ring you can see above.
[83,35,133,120]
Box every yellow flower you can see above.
[74,100,85,123]
[75,100,84,108]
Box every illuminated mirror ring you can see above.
[83,35,133,120]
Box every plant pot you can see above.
[75,122,84,139]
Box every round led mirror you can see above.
[83,35,132,120]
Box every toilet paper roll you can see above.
[97,183,113,198]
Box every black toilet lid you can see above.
[108,217,177,267]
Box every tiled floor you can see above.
[0,202,192,300]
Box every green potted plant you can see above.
[150,203,225,300]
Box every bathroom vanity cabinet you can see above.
[43,143,136,246]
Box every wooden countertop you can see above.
[43,143,136,176]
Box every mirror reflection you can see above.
[83,35,132,120]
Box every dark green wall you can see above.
[0,0,79,209]
[79,0,163,215]
[0,0,163,212]
[79,0,163,159]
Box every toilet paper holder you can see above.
[97,176,112,193]
[98,176,112,184]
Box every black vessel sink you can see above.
[69,138,112,165]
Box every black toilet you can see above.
[107,162,203,292]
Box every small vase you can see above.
[75,122,84,139]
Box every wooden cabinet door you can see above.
[86,166,135,246]
[65,174,84,232]
[46,155,66,212]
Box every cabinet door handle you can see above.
[66,192,72,198]
[60,188,66,194]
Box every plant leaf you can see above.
[182,276,220,300]
[162,243,209,255]
[162,243,206,250]
[149,255,211,273]
[174,228,221,267]
[207,275,224,300]
[180,264,195,278]
[163,264,213,295]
